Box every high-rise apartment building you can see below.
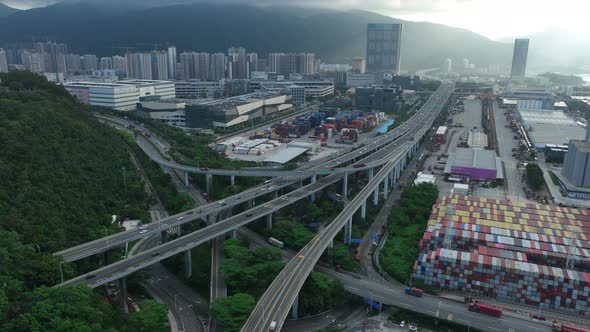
[366,23,403,76]
[126,52,152,80]
[22,52,45,73]
[179,52,211,80]
[167,46,177,79]
[112,55,127,76]
[151,51,169,80]
[228,47,246,79]
[81,54,98,72]
[442,58,452,73]
[246,52,258,78]
[510,38,529,81]
[196,52,210,81]
[100,57,113,70]
[0,49,7,73]
[267,52,316,76]
[66,54,81,74]
[210,52,226,81]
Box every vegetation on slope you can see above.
[380,183,439,283]
[0,72,166,331]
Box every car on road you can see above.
[399,321,405,327]
[139,225,148,230]
[160,223,168,228]
[176,216,184,221]
[139,230,147,234]
[199,166,209,171]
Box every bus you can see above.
[268,237,284,248]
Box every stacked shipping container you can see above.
[413,195,590,317]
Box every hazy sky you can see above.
[2,0,589,40]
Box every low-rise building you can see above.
[346,73,374,87]
[136,100,186,127]
[467,131,488,149]
[444,147,503,180]
[184,92,292,129]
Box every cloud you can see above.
[0,0,59,10]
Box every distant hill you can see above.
[0,2,18,17]
[0,3,515,71]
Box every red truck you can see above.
[467,302,502,317]
[557,323,590,332]
[405,287,423,298]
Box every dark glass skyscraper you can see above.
[510,38,529,81]
[366,23,403,77]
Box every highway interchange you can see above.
[55,82,551,331]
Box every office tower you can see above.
[167,46,177,79]
[66,54,81,74]
[366,23,403,76]
[151,51,169,80]
[510,38,529,81]
[81,54,98,72]
[126,52,152,79]
[443,58,452,73]
[228,47,246,79]
[22,52,45,73]
[112,55,127,76]
[352,57,366,74]
[0,49,7,73]
[246,52,258,78]
[210,52,226,81]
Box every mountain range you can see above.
[0,2,587,73]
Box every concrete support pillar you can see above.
[328,239,334,249]
[310,175,317,201]
[103,250,112,265]
[383,173,389,199]
[231,230,237,238]
[266,213,273,230]
[292,293,299,320]
[390,169,395,188]
[184,171,189,188]
[368,168,374,182]
[206,174,213,193]
[343,217,353,243]
[342,172,348,199]
[373,185,379,207]
[361,200,367,220]
[120,278,128,313]
[160,231,168,244]
[348,218,352,239]
[272,191,278,199]
[184,249,192,279]
[230,175,235,186]
[247,199,253,208]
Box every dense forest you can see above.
[0,72,166,330]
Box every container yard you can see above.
[218,108,390,162]
[413,194,590,317]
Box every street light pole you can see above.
[121,167,127,193]
[59,261,64,284]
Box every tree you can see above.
[3,285,119,332]
[210,293,256,332]
[271,220,313,250]
[126,300,168,332]
[525,163,545,190]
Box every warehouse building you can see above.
[517,109,586,149]
[413,195,590,316]
[64,82,139,110]
[184,92,291,129]
[136,100,186,127]
[118,79,176,99]
[467,131,488,149]
[444,148,503,180]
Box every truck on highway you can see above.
[467,302,502,317]
[268,237,284,248]
[269,321,277,331]
[405,287,423,298]
[553,322,590,332]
